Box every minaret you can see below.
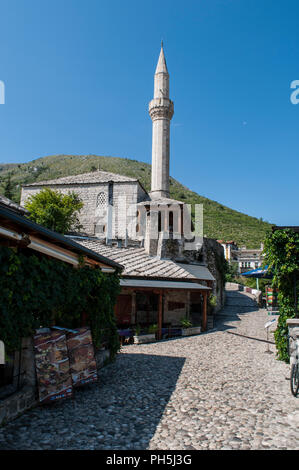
[149,42,174,199]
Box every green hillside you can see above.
[0,154,272,248]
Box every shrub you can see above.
[25,188,83,234]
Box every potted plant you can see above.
[133,324,156,344]
[180,317,201,336]
[148,324,158,335]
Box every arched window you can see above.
[96,192,107,208]
[94,192,108,236]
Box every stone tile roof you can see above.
[0,195,28,215]
[70,237,205,281]
[22,170,139,187]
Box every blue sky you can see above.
[0,0,298,225]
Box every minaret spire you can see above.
[149,43,174,199]
[155,42,168,75]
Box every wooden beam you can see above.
[202,291,207,332]
[157,290,163,340]
[131,291,137,325]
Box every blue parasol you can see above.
[241,265,272,279]
[241,265,272,290]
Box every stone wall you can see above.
[164,291,190,326]
[200,238,226,313]
[0,337,112,427]
[21,181,148,239]
[156,236,226,313]
[287,318,299,364]
[0,338,37,426]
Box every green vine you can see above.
[263,229,299,362]
[0,246,121,360]
[215,253,229,287]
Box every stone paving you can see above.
[0,287,298,450]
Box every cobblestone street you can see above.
[0,288,298,450]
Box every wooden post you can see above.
[186,291,191,320]
[132,291,136,325]
[202,291,207,332]
[158,290,163,340]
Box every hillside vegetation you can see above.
[0,154,272,248]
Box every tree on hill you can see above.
[24,188,83,234]
[2,173,14,200]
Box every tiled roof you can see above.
[0,195,28,215]
[22,170,139,187]
[120,279,210,290]
[70,237,211,281]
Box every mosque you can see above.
[21,44,225,336]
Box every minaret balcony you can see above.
[149,98,174,121]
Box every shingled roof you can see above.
[0,195,28,215]
[70,237,211,281]
[22,170,139,187]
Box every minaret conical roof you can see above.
[155,42,168,74]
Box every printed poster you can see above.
[66,327,98,387]
[33,328,73,403]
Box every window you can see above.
[96,192,107,208]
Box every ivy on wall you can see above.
[0,246,121,359]
[263,229,299,362]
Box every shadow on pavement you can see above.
[96,352,186,449]
[0,352,186,450]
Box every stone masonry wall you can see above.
[287,318,299,364]
[0,337,36,426]
[21,182,148,239]
[0,337,112,426]
[157,237,226,313]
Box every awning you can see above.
[241,266,272,279]
[177,263,215,281]
[120,278,211,290]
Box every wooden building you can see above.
[70,237,215,336]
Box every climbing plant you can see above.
[0,246,121,359]
[263,229,299,362]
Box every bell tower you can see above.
[149,42,174,199]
